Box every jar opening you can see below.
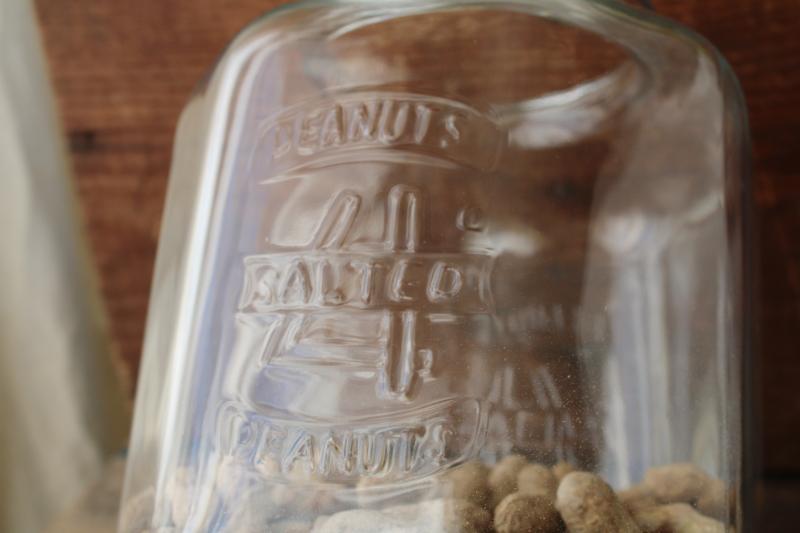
[315,6,648,147]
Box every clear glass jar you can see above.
[120,1,751,532]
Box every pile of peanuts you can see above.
[440,457,732,533]
[150,456,734,532]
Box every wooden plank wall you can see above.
[35,0,800,527]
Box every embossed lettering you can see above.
[355,431,387,476]
[255,422,288,462]
[387,427,423,473]
[413,104,433,144]
[320,105,345,147]
[296,112,322,156]
[485,365,577,461]
[347,102,379,141]
[318,432,354,476]
[386,185,420,252]
[490,303,607,345]
[427,261,464,302]
[273,123,293,159]
[311,191,361,250]
[258,313,303,366]
[351,260,378,304]
[240,253,493,313]
[283,432,315,474]
[218,409,253,457]
[257,93,502,174]
[380,311,432,401]
[237,187,495,411]
[378,101,410,143]
[388,260,414,302]
[248,266,278,310]
[279,260,312,304]
[314,259,344,306]
[444,114,461,142]
[217,400,485,482]
[426,423,452,467]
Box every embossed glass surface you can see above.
[119,1,750,532]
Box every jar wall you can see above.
[121,2,749,532]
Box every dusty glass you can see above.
[120,1,751,532]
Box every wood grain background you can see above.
[34,0,800,526]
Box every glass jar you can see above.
[120,1,751,532]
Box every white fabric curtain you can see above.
[0,0,130,531]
